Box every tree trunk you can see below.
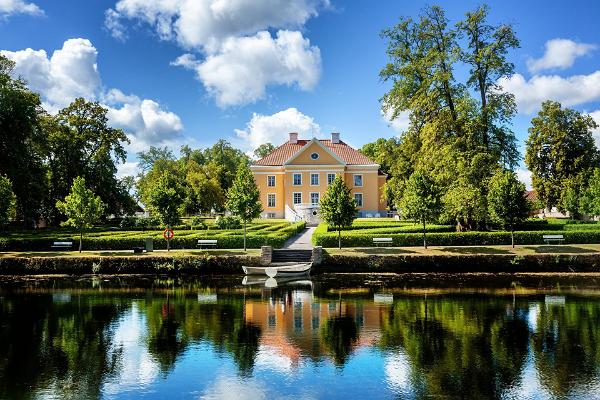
[511,226,515,248]
[243,220,247,251]
[422,218,427,249]
[338,228,341,249]
[79,230,83,253]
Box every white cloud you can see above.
[116,161,140,178]
[499,71,600,114]
[105,0,326,51]
[382,109,410,134]
[516,168,533,191]
[0,0,43,17]
[104,88,183,146]
[527,38,596,73]
[173,30,320,107]
[106,0,325,107]
[234,107,320,151]
[2,39,185,152]
[589,110,600,148]
[2,38,100,111]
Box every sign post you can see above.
[163,228,174,251]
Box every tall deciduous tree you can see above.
[226,164,262,251]
[400,171,441,249]
[0,175,17,230]
[55,177,106,252]
[379,5,520,228]
[525,101,599,211]
[253,143,276,159]
[319,175,357,249]
[47,98,131,221]
[146,172,186,251]
[0,55,47,226]
[487,170,530,248]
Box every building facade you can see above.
[251,132,387,223]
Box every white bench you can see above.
[51,241,73,250]
[197,239,218,249]
[373,237,393,246]
[543,234,564,245]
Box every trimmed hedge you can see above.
[0,254,260,275]
[312,223,600,247]
[315,252,600,273]
[0,221,306,251]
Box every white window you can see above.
[293,192,302,205]
[310,173,319,186]
[310,152,319,160]
[267,175,275,187]
[354,193,363,207]
[354,174,363,187]
[267,213,276,219]
[293,173,302,186]
[267,194,276,208]
[327,173,336,185]
[310,192,320,205]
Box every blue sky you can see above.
[2,0,600,186]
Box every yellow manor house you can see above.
[251,132,388,224]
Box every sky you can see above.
[2,0,600,188]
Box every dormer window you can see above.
[310,152,319,160]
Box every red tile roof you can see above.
[253,139,377,166]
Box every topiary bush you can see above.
[214,216,242,229]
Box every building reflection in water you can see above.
[244,281,392,370]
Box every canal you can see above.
[1,273,599,399]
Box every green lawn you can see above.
[325,244,600,256]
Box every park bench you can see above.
[197,239,218,249]
[373,237,393,246]
[543,234,564,245]
[51,241,73,250]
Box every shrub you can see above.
[190,216,207,230]
[119,216,137,229]
[135,217,160,230]
[215,216,242,229]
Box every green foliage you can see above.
[525,101,599,210]
[215,216,242,229]
[400,171,441,247]
[146,172,186,228]
[55,177,106,252]
[253,143,275,159]
[487,170,530,246]
[190,216,207,230]
[226,164,262,251]
[580,168,600,217]
[0,221,306,251]
[377,5,520,225]
[0,55,48,225]
[319,175,357,248]
[119,215,137,229]
[0,175,17,228]
[226,164,262,223]
[46,98,131,221]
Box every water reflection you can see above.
[0,274,599,399]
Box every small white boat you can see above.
[242,262,312,278]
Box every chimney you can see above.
[331,132,340,144]
[289,132,298,144]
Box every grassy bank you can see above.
[313,219,600,247]
[1,245,600,274]
[0,220,305,251]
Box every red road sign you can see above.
[163,228,174,240]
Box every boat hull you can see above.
[242,263,312,277]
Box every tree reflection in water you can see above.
[0,275,598,399]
